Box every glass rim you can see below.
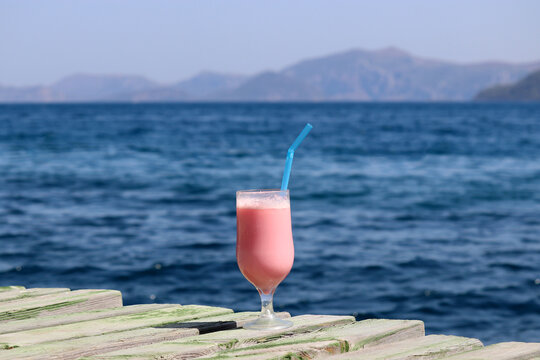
[236,189,289,195]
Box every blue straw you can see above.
[280,123,313,191]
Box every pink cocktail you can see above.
[236,189,294,330]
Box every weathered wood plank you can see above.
[152,311,290,333]
[443,342,540,360]
[86,314,355,359]
[0,285,535,360]
[0,286,25,293]
[0,304,232,349]
[0,287,70,302]
[329,319,425,351]
[330,334,483,360]
[0,289,122,322]
[193,319,424,359]
[0,303,174,335]
[0,311,280,360]
[199,342,345,360]
[197,341,342,360]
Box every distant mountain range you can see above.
[475,69,540,101]
[1,47,539,103]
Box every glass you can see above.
[236,189,294,330]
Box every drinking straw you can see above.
[280,123,313,191]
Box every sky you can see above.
[1,0,540,86]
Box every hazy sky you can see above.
[1,0,540,86]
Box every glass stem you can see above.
[258,289,276,319]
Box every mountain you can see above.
[174,72,246,97]
[219,47,539,101]
[1,48,540,102]
[0,72,244,103]
[111,72,246,101]
[215,71,321,101]
[49,74,159,101]
[474,69,540,101]
[0,74,159,103]
[0,85,55,103]
[107,87,192,102]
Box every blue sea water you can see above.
[1,103,539,344]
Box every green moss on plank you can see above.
[339,339,350,353]
[351,323,419,351]
[201,353,271,360]
[380,338,482,359]
[218,339,239,350]
[79,356,143,360]
[281,354,304,360]
[223,337,336,353]
[0,287,24,292]
[85,356,155,360]
[168,339,209,346]
[116,306,224,323]
[254,329,322,344]
[204,350,317,360]
[0,299,86,321]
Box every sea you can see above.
[1,103,539,344]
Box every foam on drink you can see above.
[236,192,290,209]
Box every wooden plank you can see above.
[0,311,278,360]
[0,287,70,302]
[0,286,535,360]
[201,343,342,360]
[0,304,232,349]
[193,319,424,359]
[0,303,175,335]
[0,289,122,322]
[442,342,540,360]
[0,286,24,293]
[330,334,483,360]
[329,319,425,351]
[151,311,290,333]
[85,314,355,360]
[193,340,342,360]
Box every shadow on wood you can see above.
[155,320,238,334]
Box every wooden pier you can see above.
[0,286,538,359]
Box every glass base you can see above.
[243,315,294,330]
